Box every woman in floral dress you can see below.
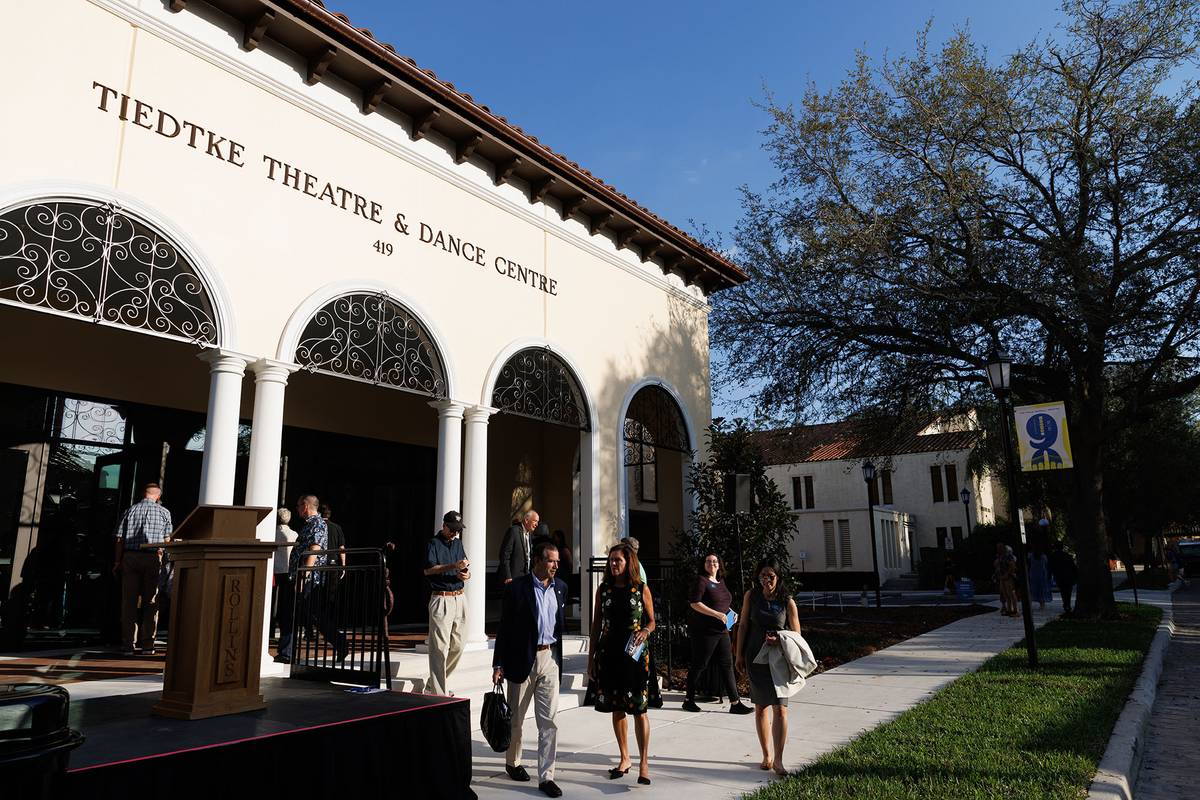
[588,542,656,785]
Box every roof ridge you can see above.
[292,0,742,283]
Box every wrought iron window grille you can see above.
[294,291,447,398]
[623,384,690,465]
[0,200,220,345]
[491,347,590,430]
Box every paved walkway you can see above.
[1134,584,1200,800]
[473,602,1065,798]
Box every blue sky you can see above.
[326,1,1075,417]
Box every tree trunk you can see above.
[1070,398,1117,618]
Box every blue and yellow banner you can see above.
[1014,402,1073,471]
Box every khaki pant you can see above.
[427,593,466,695]
[120,550,161,650]
[506,648,559,782]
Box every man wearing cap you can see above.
[424,510,471,695]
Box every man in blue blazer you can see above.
[492,539,568,797]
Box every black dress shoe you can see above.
[681,699,701,712]
[273,654,291,664]
[539,780,562,797]
[729,701,754,715]
[505,764,531,782]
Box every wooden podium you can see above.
[152,504,275,720]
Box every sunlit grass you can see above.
[746,604,1161,800]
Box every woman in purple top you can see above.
[681,552,753,714]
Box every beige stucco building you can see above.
[755,418,1000,585]
[0,0,742,656]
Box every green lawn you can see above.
[747,604,1162,800]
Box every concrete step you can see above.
[388,636,592,702]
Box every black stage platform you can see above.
[64,678,474,799]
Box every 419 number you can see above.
[373,240,393,256]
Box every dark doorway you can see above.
[280,427,435,624]
[628,510,661,561]
[0,382,213,643]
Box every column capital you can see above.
[429,399,469,419]
[250,358,300,385]
[197,347,249,376]
[464,404,499,424]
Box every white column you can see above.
[244,359,298,676]
[461,404,497,648]
[579,428,599,632]
[429,400,467,530]
[197,349,248,505]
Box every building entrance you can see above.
[0,382,214,644]
[278,425,435,624]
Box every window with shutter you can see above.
[868,475,879,505]
[823,520,837,568]
[838,519,852,567]
[791,476,804,510]
[944,463,959,503]
[930,465,945,502]
[882,470,893,504]
[804,475,815,509]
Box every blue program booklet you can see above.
[625,632,646,661]
[726,609,739,630]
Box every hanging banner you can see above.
[1013,402,1073,471]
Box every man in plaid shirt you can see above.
[113,483,173,655]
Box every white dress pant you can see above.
[506,647,560,782]
[426,593,466,695]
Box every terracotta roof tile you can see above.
[277,0,744,285]
[753,421,981,466]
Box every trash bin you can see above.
[0,684,85,800]
[955,578,975,601]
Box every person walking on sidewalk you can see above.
[1048,541,1078,615]
[736,557,801,776]
[424,510,471,696]
[112,483,173,656]
[682,552,753,715]
[493,539,568,798]
[588,542,656,785]
[994,542,1019,617]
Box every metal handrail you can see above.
[289,547,392,689]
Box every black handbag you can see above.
[480,683,512,753]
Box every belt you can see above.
[536,644,552,651]
[432,590,463,596]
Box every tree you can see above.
[1104,394,1200,555]
[714,0,1200,616]
[671,419,794,602]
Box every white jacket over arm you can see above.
[752,629,817,700]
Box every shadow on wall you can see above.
[593,293,711,553]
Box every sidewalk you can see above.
[1133,583,1200,800]
[472,601,1064,798]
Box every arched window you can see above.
[294,291,447,397]
[623,385,690,467]
[0,199,220,344]
[491,347,589,430]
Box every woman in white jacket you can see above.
[735,557,801,776]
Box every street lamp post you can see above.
[960,487,973,538]
[862,460,883,609]
[986,349,1039,669]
